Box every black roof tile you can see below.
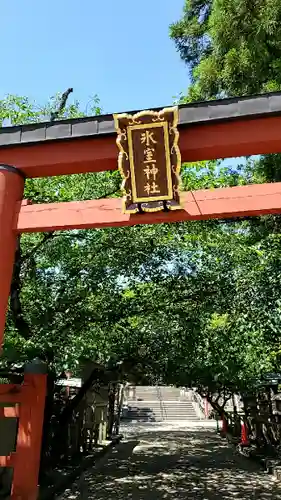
[1,91,281,148]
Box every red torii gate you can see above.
[1,91,281,498]
[2,91,281,347]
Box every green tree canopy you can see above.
[170,0,281,101]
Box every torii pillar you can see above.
[0,165,25,351]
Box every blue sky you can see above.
[1,0,189,114]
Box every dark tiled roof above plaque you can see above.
[1,91,281,147]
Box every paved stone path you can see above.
[58,422,281,499]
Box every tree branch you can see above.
[22,232,55,264]
[50,88,73,122]
[10,236,32,339]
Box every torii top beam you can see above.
[1,91,281,178]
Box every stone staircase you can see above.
[122,386,205,422]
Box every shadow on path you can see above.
[58,426,281,499]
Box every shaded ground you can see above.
[57,422,281,499]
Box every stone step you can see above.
[124,415,198,420]
[126,401,196,406]
[123,386,204,421]
[122,399,201,422]
[129,401,194,404]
